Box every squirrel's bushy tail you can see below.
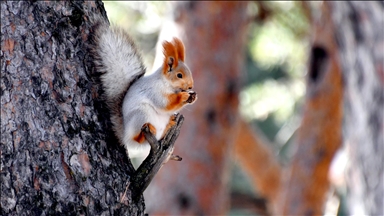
[88,14,146,144]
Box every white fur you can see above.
[98,26,144,99]
[93,20,194,158]
[122,68,177,157]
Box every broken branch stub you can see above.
[129,113,185,201]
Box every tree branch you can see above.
[234,119,282,212]
[129,113,184,201]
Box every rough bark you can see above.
[275,2,344,214]
[328,1,384,215]
[1,1,149,215]
[144,1,249,215]
[129,114,184,201]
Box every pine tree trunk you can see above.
[274,2,344,213]
[1,1,145,215]
[144,2,249,215]
[328,1,384,215]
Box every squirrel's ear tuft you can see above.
[173,37,185,62]
[162,40,178,74]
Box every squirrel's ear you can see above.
[162,40,178,74]
[173,37,185,62]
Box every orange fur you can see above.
[164,92,190,111]
[173,38,185,62]
[162,37,187,74]
[133,123,157,144]
[164,67,193,89]
[133,131,145,144]
[161,115,178,138]
[162,41,178,74]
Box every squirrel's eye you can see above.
[177,73,183,78]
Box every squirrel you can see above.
[89,16,197,158]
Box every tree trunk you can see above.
[328,1,384,215]
[274,2,344,214]
[144,2,249,215]
[230,2,383,214]
[1,1,145,215]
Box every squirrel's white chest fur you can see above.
[121,71,174,157]
[91,21,195,159]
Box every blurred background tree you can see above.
[104,2,308,156]
[103,1,382,215]
[104,1,309,215]
[104,0,309,166]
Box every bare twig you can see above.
[120,180,130,203]
[129,113,184,201]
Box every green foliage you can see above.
[242,1,310,159]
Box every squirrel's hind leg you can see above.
[161,114,183,162]
[133,123,156,144]
[161,114,178,139]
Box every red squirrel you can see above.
[90,16,197,158]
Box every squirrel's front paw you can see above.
[186,90,197,104]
